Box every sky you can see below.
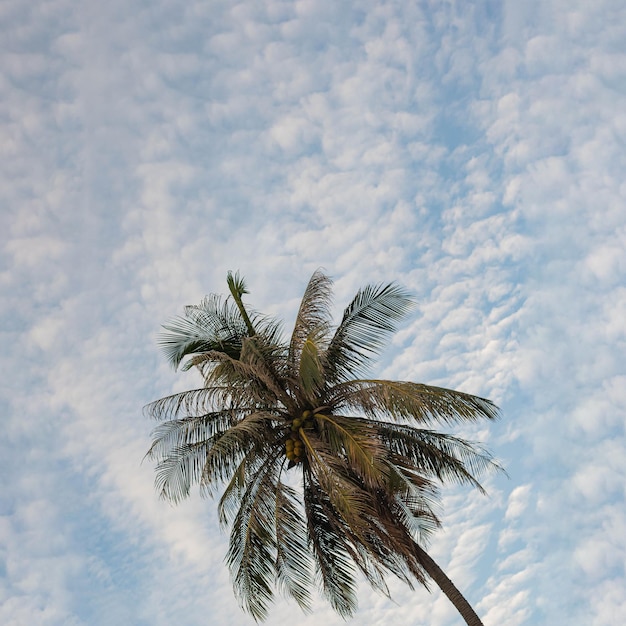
[1,0,625,624]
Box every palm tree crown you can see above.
[145,270,500,625]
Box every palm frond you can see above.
[342,509,416,590]
[390,485,441,546]
[146,411,235,462]
[298,336,326,403]
[143,387,230,421]
[299,432,398,590]
[227,455,281,622]
[300,430,377,533]
[312,413,388,488]
[315,463,428,589]
[349,543,393,598]
[158,294,249,368]
[377,423,500,493]
[201,411,279,496]
[187,348,292,412]
[362,493,429,587]
[239,337,291,404]
[218,456,248,527]
[153,441,209,503]
[288,270,333,374]
[331,379,499,425]
[274,481,313,612]
[303,480,359,618]
[385,463,442,533]
[394,497,438,544]
[324,283,414,382]
[218,452,276,528]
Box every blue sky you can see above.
[1,0,625,624]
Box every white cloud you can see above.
[2,0,626,624]
[504,485,532,521]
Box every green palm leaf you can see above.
[188,348,292,411]
[201,411,278,494]
[217,455,249,527]
[288,269,333,372]
[227,456,281,621]
[303,479,359,618]
[146,411,235,463]
[297,336,326,403]
[312,412,388,488]
[331,379,499,424]
[153,441,208,503]
[143,386,233,421]
[274,481,313,611]
[324,283,414,382]
[158,294,249,368]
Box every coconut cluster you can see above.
[285,410,314,463]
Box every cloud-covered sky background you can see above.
[2,0,625,624]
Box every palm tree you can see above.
[145,270,500,626]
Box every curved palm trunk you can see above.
[414,543,484,626]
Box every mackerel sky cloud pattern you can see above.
[1,1,625,625]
